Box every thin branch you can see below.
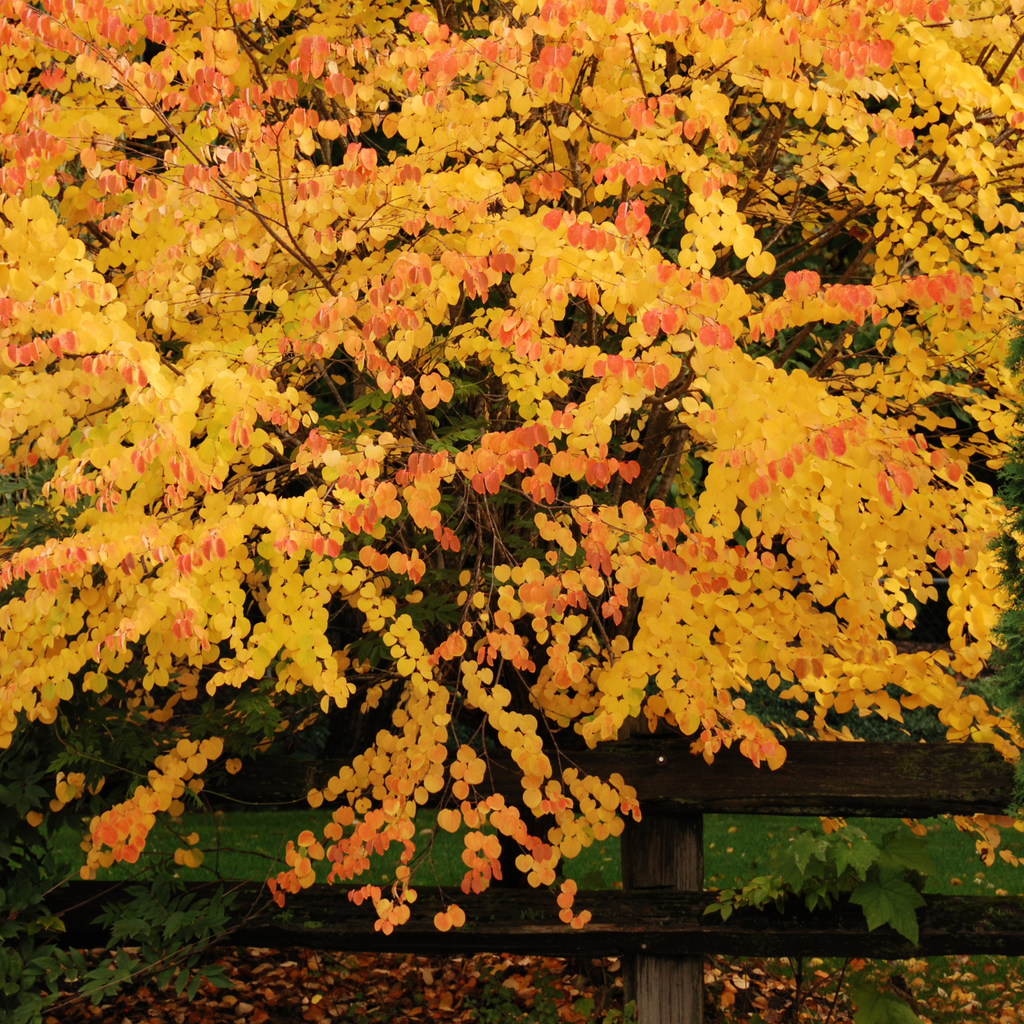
[823,959,849,1024]
[626,34,649,96]
[992,28,1024,84]
[809,322,856,378]
[313,356,347,411]
[571,112,631,141]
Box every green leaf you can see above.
[851,983,921,1024]
[850,877,926,944]
[202,965,233,989]
[832,830,880,879]
[32,916,64,934]
[163,911,185,939]
[0,946,23,984]
[775,832,826,891]
[108,915,152,946]
[876,831,935,878]
[805,888,833,912]
[790,832,824,875]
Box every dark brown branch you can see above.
[626,34,649,96]
[809,323,856,379]
[991,28,1024,85]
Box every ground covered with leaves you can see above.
[38,948,1024,1024]
[42,949,623,1024]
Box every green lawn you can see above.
[49,809,1024,896]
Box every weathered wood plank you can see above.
[206,741,1014,817]
[622,815,703,891]
[50,883,1024,958]
[622,814,704,1024]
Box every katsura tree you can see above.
[0,0,1023,947]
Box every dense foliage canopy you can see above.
[1,0,1023,935]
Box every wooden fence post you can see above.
[622,813,704,1024]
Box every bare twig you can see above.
[626,34,649,96]
[823,959,849,1024]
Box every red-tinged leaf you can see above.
[813,434,829,459]
[827,426,846,457]
[748,475,769,500]
[877,471,895,507]
[935,549,951,571]
[618,460,640,483]
[892,466,914,496]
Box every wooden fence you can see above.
[51,741,1024,1024]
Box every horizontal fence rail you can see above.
[207,740,1015,817]
[49,883,1024,958]
[49,741,1020,1024]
